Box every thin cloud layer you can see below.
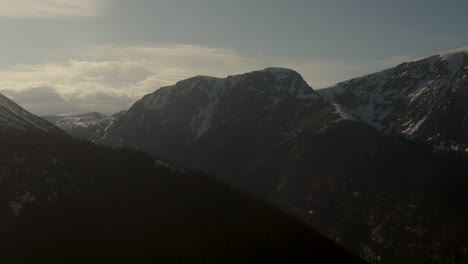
[1,86,134,115]
[0,44,269,114]
[0,44,414,115]
[0,0,107,18]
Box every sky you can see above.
[0,0,467,115]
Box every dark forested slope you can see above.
[0,131,364,263]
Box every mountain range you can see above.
[43,111,126,140]
[19,48,468,263]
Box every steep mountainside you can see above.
[0,131,364,263]
[0,93,63,134]
[95,66,468,263]
[319,48,468,155]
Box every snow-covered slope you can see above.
[43,111,126,140]
[45,112,108,130]
[319,47,468,154]
[0,93,62,133]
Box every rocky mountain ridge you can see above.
[43,111,126,140]
[319,47,468,155]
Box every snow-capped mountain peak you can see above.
[319,47,468,154]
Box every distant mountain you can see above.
[94,66,468,263]
[0,93,63,134]
[43,111,126,140]
[43,112,108,128]
[0,107,364,263]
[319,47,468,155]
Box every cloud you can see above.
[0,43,416,115]
[1,86,67,104]
[0,0,107,18]
[1,86,135,115]
[0,44,268,114]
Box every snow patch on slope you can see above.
[333,104,359,121]
[191,79,226,140]
[401,115,428,137]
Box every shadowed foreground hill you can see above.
[0,131,365,264]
